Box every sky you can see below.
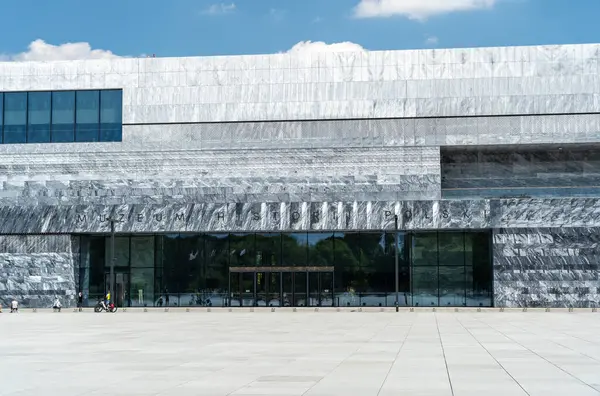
[1,0,600,60]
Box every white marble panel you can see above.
[2,44,600,123]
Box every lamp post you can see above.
[394,215,399,312]
[109,217,116,308]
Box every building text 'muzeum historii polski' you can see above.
[1,43,600,310]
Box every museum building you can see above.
[0,43,599,309]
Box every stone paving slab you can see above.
[0,311,599,396]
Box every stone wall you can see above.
[0,235,79,308]
[493,228,600,308]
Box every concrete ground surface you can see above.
[1,310,599,396]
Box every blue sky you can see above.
[1,0,600,59]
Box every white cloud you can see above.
[286,41,366,54]
[353,0,497,20]
[425,36,439,45]
[203,2,236,15]
[3,39,120,62]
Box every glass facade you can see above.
[80,230,493,308]
[442,145,600,199]
[0,90,122,144]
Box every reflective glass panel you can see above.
[333,232,359,269]
[51,91,75,142]
[281,233,307,267]
[412,266,438,307]
[465,232,493,307]
[411,233,438,266]
[131,267,154,307]
[88,236,106,302]
[439,266,466,306]
[76,90,100,141]
[27,91,51,143]
[160,234,203,306]
[99,89,122,141]
[204,234,228,306]
[357,232,388,306]
[3,92,27,144]
[438,233,465,266]
[255,233,281,266]
[308,233,334,267]
[229,233,255,267]
[105,236,130,268]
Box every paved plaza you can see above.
[1,310,600,396]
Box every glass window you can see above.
[412,266,438,307]
[3,92,27,144]
[205,233,229,269]
[411,233,438,266]
[27,91,51,143]
[281,233,307,267]
[353,232,387,305]
[439,266,466,307]
[308,233,334,267]
[229,233,255,267]
[438,233,465,266]
[76,90,100,142]
[130,236,155,267]
[51,91,75,142]
[100,90,122,142]
[333,232,359,269]
[160,234,205,306]
[255,233,281,266]
[88,236,106,301]
[131,268,154,307]
[465,232,493,307]
[105,236,130,268]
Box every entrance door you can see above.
[104,272,129,307]
[229,268,334,307]
[241,273,254,307]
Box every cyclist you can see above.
[102,291,111,310]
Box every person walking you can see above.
[77,291,83,312]
[10,299,18,313]
[53,297,62,312]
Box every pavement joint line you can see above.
[300,316,392,396]
[472,314,600,394]
[454,314,531,396]
[435,312,455,396]
[505,319,600,365]
[375,313,415,396]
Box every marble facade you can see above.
[1,43,600,307]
